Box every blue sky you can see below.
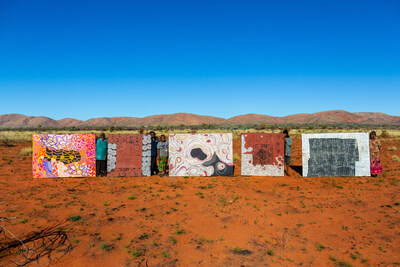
[0,0,399,120]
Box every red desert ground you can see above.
[0,111,399,266]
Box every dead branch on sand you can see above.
[274,227,292,250]
[0,207,73,266]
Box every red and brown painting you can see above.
[107,134,151,177]
[241,133,284,176]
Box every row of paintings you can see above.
[33,133,370,178]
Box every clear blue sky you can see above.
[0,0,399,120]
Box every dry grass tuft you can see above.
[165,177,180,188]
[392,155,400,162]
[20,147,33,156]
[380,131,391,139]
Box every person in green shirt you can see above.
[283,129,292,176]
[96,133,108,177]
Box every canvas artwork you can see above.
[169,133,233,177]
[241,133,285,176]
[302,133,370,177]
[107,134,151,177]
[32,134,95,178]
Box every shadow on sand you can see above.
[290,165,303,176]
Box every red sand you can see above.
[0,135,399,266]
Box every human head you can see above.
[149,131,156,138]
[283,129,289,137]
[100,133,106,140]
[160,134,166,142]
[370,131,376,139]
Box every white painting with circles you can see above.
[169,133,233,177]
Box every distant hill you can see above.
[0,111,399,128]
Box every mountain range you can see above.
[0,111,399,128]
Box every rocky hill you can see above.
[0,111,399,128]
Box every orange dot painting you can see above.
[32,134,96,178]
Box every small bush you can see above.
[101,243,111,251]
[232,247,252,255]
[175,228,185,235]
[380,131,391,138]
[392,155,400,162]
[316,243,325,251]
[329,255,337,261]
[69,215,81,221]
[0,138,13,147]
[169,236,177,244]
[162,250,170,258]
[131,249,143,257]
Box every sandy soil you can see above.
[0,135,399,266]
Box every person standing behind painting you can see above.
[369,131,383,176]
[149,131,159,175]
[283,129,292,176]
[96,133,108,177]
[157,135,169,177]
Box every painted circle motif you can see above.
[217,162,226,171]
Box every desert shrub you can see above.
[392,155,400,162]
[166,177,179,188]
[315,243,325,251]
[0,138,13,147]
[388,146,397,151]
[380,131,391,139]
[154,125,163,131]
[20,147,32,156]
[232,247,252,255]
[101,243,111,251]
[257,123,268,130]
[0,132,30,145]
[69,215,81,222]
[162,250,170,258]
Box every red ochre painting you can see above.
[107,134,151,177]
[241,133,285,176]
